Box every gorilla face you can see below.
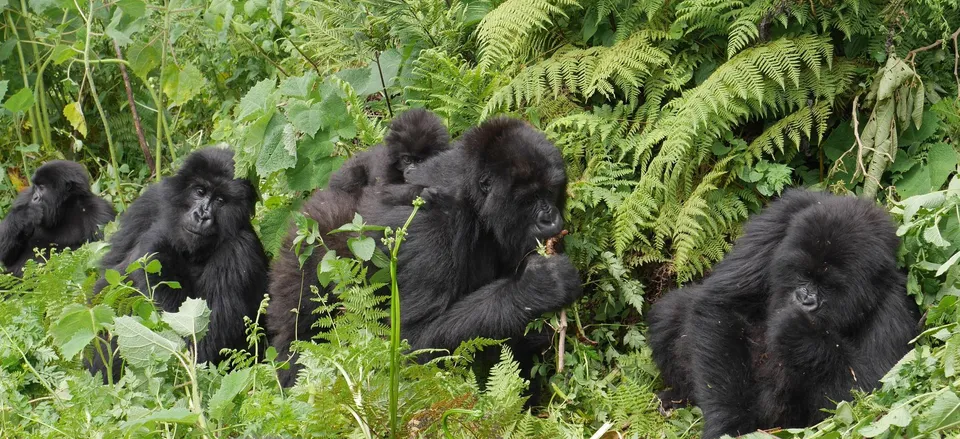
[768,198,901,330]
[30,161,91,228]
[166,149,256,254]
[459,118,567,261]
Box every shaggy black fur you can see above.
[0,161,115,275]
[90,148,268,381]
[267,117,582,387]
[328,108,450,196]
[647,189,920,438]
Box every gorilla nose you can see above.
[794,286,819,311]
[535,209,563,238]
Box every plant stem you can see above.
[375,51,394,118]
[6,11,40,148]
[113,40,155,176]
[389,200,422,438]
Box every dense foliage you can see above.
[1,0,959,437]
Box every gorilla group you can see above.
[0,109,922,437]
[647,189,920,438]
[267,115,583,387]
[0,160,115,276]
[89,148,268,382]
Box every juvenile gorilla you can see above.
[267,117,582,386]
[91,148,268,379]
[328,108,450,195]
[647,189,919,438]
[0,161,115,275]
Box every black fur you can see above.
[328,108,450,196]
[90,148,268,381]
[267,117,582,387]
[0,161,115,275]
[647,189,920,438]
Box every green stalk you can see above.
[18,0,52,148]
[80,0,123,208]
[389,199,422,438]
[6,11,40,148]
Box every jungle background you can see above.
[1,0,960,437]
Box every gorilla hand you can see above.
[519,254,583,316]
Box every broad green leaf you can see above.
[255,114,297,174]
[63,102,87,138]
[3,87,35,113]
[161,297,211,339]
[859,406,912,437]
[936,251,960,277]
[923,224,950,248]
[120,407,199,430]
[279,72,317,98]
[117,0,146,18]
[236,78,276,121]
[50,44,74,65]
[105,268,123,285]
[0,80,8,102]
[27,0,58,13]
[113,316,184,368]
[922,391,960,432]
[287,100,322,137]
[145,258,162,274]
[50,304,115,359]
[878,56,914,101]
[127,42,160,79]
[105,9,144,46]
[208,368,254,421]
[161,62,206,106]
[945,333,960,377]
[348,235,376,261]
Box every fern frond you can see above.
[476,0,580,69]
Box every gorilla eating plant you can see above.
[267,117,583,387]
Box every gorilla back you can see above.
[647,189,919,438]
[92,148,268,378]
[268,117,582,386]
[0,161,115,275]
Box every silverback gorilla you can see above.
[328,108,450,195]
[267,117,582,386]
[0,161,115,275]
[647,189,919,438]
[90,148,268,381]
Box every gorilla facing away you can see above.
[328,108,450,196]
[267,117,582,387]
[90,148,268,381]
[0,161,115,276]
[647,189,919,438]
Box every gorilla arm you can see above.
[404,254,582,352]
[0,189,43,266]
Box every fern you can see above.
[484,32,670,115]
[476,0,580,69]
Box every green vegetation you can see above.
[1,0,960,437]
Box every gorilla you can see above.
[328,108,450,196]
[0,161,115,276]
[647,189,920,438]
[90,148,268,382]
[267,117,582,387]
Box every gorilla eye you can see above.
[195,187,207,196]
[479,175,491,193]
[216,196,225,204]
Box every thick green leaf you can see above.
[256,113,297,174]
[236,78,276,122]
[117,0,146,18]
[161,62,206,106]
[3,87,35,113]
[279,72,317,98]
[208,368,254,421]
[348,235,376,261]
[0,80,8,102]
[286,100,322,138]
[922,391,960,433]
[859,406,912,437]
[50,304,115,359]
[127,42,160,79]
[113,316,184,368]
[161,297,211,339]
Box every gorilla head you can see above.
[385,108,451,177]
[768,196,902,330]
[164,149,257,254]
[30,160,93,228]
[454,117,567,263]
